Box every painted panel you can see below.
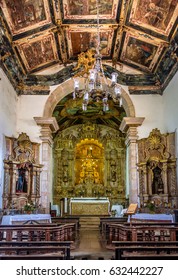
[66,26,114,57]
[62,0,118,19]
[130,0,178,36]
[16,33,58,71]
[1,0,51,35]
[120,32,165,72]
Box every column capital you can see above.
[34,117,59,145]
[120,117,144,146]
[120,117,145,133]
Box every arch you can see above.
[43,78,136,118]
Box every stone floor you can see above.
[71,217,114,260]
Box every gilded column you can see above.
[120,117,144,204]
[162,161,168,195]
[34,117,59,213]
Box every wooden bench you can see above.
[52,217,80,231]
[0,254,65,260]
[119,254,178,260]
[0,241,73,259]
[0,223,77,242]
[115,245,178,260]
[113,241,178,260]
[106,222,178,244]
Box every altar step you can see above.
[79,216,100,229]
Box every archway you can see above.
[35,78,144,212]
[43,78,136,118]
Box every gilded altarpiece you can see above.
[53,123,126,212]
[3,133,43,210]
[137,129,177,208]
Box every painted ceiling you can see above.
[0,0,177,97]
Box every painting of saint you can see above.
[5,0,46,31]
[133,0,177,30]
[125,38,157,67]
[71,31,110,56]
[20,36,56,71]
[67,0,113,16]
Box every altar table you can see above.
[1,214,51,225]
[70,197,110,215]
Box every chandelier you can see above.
[72,0,122,112]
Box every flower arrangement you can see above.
[111,209,117,217]
[24,202,35,212]
[146,201,155,213]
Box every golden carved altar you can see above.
[53,123,126,213]
[70,198,110,215]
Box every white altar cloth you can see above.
[1,214,51,225]
[128,213,174,222]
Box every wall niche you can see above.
[2,133,43,212]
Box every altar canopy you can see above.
[70,198,110,215]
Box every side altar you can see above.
[70,197,110,215]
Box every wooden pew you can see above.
[118,253,178,260]
[0,223,77,242]
[106,222,178,245]
[99,217,127,244]
[52,217,80,231]
[0,254,65,260]
[0,241,72,259]
[113,241,178,260]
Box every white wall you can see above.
[163,72,178,133]
[17,95,48,143]
[122,85,165,139]
[163,72,178,160]
[0,69,18,208]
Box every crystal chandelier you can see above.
[73,0,122,112]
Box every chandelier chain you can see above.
[73,0,122,112]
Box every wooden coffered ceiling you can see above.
[0,0,177,96]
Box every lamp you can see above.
[73,0,122,112]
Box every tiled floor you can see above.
[71,228,114,260]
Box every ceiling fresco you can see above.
[0,0,177,96]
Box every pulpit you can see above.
[70,197,110,215]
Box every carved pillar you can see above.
[162,161,168,195]
[34,117,59,212]
[143,165,148,194]
[12,164,18,195]
[120,117,144,204]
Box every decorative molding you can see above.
[120,117,145,133]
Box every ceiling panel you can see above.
[0,0,177,95]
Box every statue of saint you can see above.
[16,168,27,193]
[152,166,164,194]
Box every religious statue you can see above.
[16,168,27,193]
[152,165,164,194]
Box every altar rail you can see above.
[0,223,77,242]
[51,217,80,231]
[105,222,178,245]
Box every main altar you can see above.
[53,123,127,215]
[70,197,110,215]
